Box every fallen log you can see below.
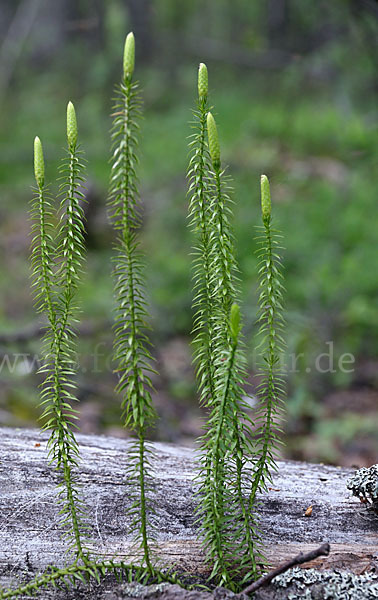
[0,427,377,595]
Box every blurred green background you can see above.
[0,0,377,466]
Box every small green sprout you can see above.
[198,63,208,100]
[260,174,271,224]
[207,112,221,171]
[230,303,241,342]
[67,101,78,150]
[123,31,135,80]
[33,136,45,188]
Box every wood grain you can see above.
[0,427,376,592]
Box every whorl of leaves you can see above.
[108,43,156,571]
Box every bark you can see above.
[0,427,377,597]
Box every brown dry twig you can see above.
[238,542,330,596]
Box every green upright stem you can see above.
[188,97,217,407]
[126,230,152,570]
[197,99,217,404]
[62,459,85,559]
[250,216,282,509]
[122,80,132,231]
[213,168,234,341]
[125,79,150,571]
[32,123,87,562]
[138,432,152,570]
[110,74,154,571]
[35,186,57,336]
[52,148,85,559]
[231,411,258,579]
[209,342,237,584]
[34,173,86,560]
[42,146,87,559]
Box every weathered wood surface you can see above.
[0,427,377,595]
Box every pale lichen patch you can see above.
[347,464,378,512]
[269,566,378,599]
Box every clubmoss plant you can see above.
[1,38,288,599]
[197,303,259,588]
[187,63,217,411]
[249,175,285,506]
[108,31,157,572]
[188,73,261,587]
[2,85,169,600]
[31,102,88,561]
[206,111,239,345]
